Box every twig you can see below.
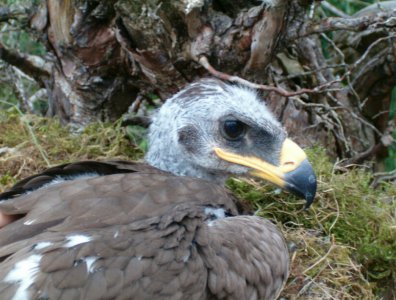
[352,35,395,70]
[320,33,360,103]
[371,169,396,188]
[303,243,335,275]
[278,64,347,82]
[326,92,383,136]
[308,2,317,19]
[293,11,396,39]
[321,1,350,18]
[341,142,385,167]
[359,97,369,110]
[306,34,395,139]
[202,33,394,130]
[10,66,31,113]
[345,120,395,167]
[28,89,47,109]
[200,34,393,100]
[198,56,343,97]
[372,110,390,119]
[128,95,144,114]
[0,42,51,86]
[304,276,338,300]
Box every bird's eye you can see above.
[222,120,246,141]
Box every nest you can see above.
[1,110,395,299]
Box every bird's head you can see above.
[146,78,316,207]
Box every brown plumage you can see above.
[0,79,316,299]
[0,162,288,299]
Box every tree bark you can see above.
[1,0,396,161]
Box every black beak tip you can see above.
[284,159,317,209]
[303,186,316,209]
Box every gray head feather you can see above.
[145,78,286,183]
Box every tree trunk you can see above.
[1,0,395,161]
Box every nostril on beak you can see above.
[283,161,295,166]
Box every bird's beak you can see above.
[214,139,317,208]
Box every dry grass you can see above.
[0,109,395,299]
[0,110,143,189]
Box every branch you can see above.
[0,43,51,86]
[341,143,384,166]
[9,66,30,113]
[341,120,395,167]
[278,63,347,82]
[351,35,396,89]
[291,11,396,39]
[198,56,343,97]
[320,1,349,18]
[371,169,396,188]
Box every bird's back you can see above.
[0,161,288,300]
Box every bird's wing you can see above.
[197,216,289,299]
[0,172,238,299]
[0,160,159,201]
[0,170,237,247]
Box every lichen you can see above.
[183,0,204,14]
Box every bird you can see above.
[0,78,316,300]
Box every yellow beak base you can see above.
[214,138,317,207]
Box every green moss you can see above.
[228,147,395,298]
[0,173,16,186]
[0,110,143,189]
